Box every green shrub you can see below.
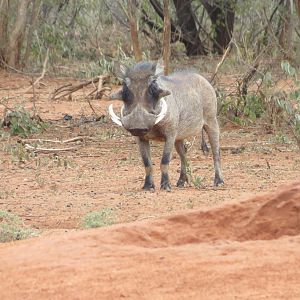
[1,106,47,138]
[276,61,300,147]
[0,210,38,243]
[82,208,115,228]
[185,159,204,189]
[243,94,265,120]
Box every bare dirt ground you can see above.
[0,71,299,231]
[0,181,299,299]
[0,70,300,299]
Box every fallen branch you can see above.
[205,145,246,152]
[51,115,106,128]
[25,144,78,153]
[49,75,110,101]
[77,154,105,158]
[52,124,72,128]
[22,136,95,144]
[0,58,40,76]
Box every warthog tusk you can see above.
[120,105,124,118]
[155,98,168,124]
[108,104,123,127]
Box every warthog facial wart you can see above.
[109,60,224,191]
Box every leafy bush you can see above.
[82,208,115,228]
[243,94,265,120]
[276,61,300,147]
[218,59,299,140]
[0,210,38,243]
[185,159,205,189]
[1,106,47,138]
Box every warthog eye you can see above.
[122,83,133,103]
[148,80,160,100]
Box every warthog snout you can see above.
[109,98,168,135]
[128,128,149,136]
[120,104,155,135]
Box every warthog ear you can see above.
[159,89,171,98]
[109,89,122,100]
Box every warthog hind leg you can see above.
[175,140,189,188]
[204,118,224,187]
[201,128,209,155]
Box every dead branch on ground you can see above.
[22,136,96,144]
[50,115,106,129]
[49,75,110,101]
[0,58,40,76]
[23,136,98,154]
[25,144,78,153]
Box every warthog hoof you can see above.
[176,180,185,188]
[142,182,155,191]
[160,181,171,192]
[201,142,209,156]
[143,175,155,190]
[214,175,224,187]
[176,174,188,188]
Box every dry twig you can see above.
[204,145,246,152]
[23,48,49,94]
[238,61,260,98]
[22,136,95,144]
[49,75,110,101]
[210,41,233,83]
[25,144,78,153]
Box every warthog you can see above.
[109,60,224,191]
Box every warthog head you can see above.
[109,61,170,136]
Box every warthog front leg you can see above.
[137,137,155,190]
[204,118,224,187]
[160,136,175,191]
[175,140,188,188]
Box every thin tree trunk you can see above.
[279,0,292,53]
[202,0,235,54]
[23,0,41,68]
[128,0,142,61]
[173,0,207,56]
[163,0,171,75]
[6,0,30,67]
[0,0,10,63]
[296,0,300,21]
[148,0,206,54]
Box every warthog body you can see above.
[109,60,223,190]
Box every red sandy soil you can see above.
[0,182,300,299]
[0,71,299,231]
[0,69,299,299]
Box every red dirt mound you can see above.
[0,182,300,299]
